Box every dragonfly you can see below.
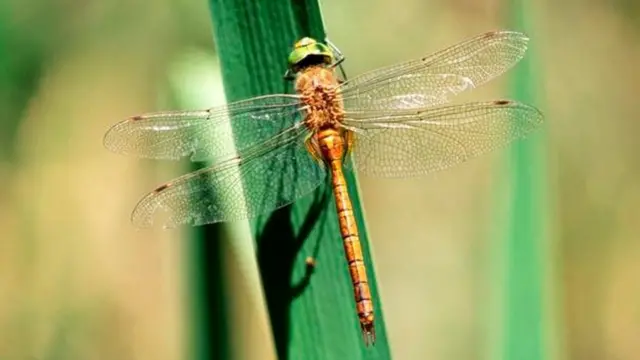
[103,30,543,346]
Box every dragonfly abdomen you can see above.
[316,128,376,345]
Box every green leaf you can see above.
[496,1,556,360]
[206,0,392,359]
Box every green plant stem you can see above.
[500,1,552,360]
[207,0,391,359]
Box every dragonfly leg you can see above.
[283,68,296,81]
[282,68,296,93]
[325,37,348,81]
[343,129,355,157]
[305,133,323,165]
[305,256,316,268]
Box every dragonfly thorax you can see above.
[297,66,344,130]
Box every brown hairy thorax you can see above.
[295,65,345,130]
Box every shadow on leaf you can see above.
[256,184,331,360]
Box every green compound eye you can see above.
[287,37,334,72]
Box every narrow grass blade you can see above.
[207,0,392,358]
[495,1,556,360]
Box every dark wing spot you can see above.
[153,183,172,193]
[484,30,498,39]
[494,100,511,105]
[131,115,144,121]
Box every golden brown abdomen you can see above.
[314,127,376,345]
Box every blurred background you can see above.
[1,0,639,359]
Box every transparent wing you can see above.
[103,94,304,162]
[339,31,529,111]
[342,100,543,177]
[131,125,326,228]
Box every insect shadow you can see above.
[256,183,331,359]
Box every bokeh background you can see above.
[1,0,639,359]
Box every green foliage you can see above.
[0,4,45,161]
[500,0,552,360]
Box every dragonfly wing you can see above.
[342,100,543,177]
[131,125,326,228]
[104,94,304,162]
[339,31,529,110]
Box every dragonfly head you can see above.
[287,37,334,74]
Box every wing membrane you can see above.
[339,31,529,111]
[342,100,543,177]
[103,94,304,162]
[131,125,326,228]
